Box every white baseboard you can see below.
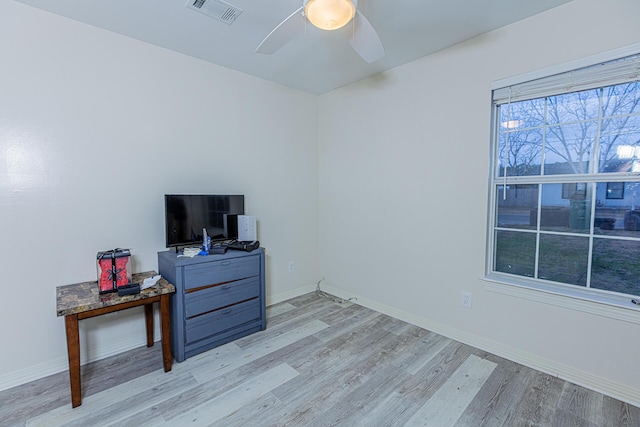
[319,284,640,408]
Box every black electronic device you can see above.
[227,240,260,252]
[117,283,140,296]
[164,195,244,248]
[210,244,228,255]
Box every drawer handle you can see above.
[221,308,232,314]
[221,285,232,290]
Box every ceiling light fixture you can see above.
[256,0,384,63]
[304,0,355,31]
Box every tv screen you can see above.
[165,194,244,248]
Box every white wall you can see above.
[0,2,318,388]
[318,0,640,405]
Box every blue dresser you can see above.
[158,248,266,362]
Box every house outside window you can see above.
[487,51,640,308]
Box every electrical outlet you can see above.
[288,261,295,273]
[461,291,472,308]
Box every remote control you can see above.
[118,283,141,296]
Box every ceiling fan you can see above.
[256,0,385,63]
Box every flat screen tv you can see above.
[165,194,244,248]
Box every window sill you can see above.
[482,274,640,325]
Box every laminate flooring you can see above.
[1,292,639,426]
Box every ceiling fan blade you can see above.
[349,10,385,63]
[256,6,305,54]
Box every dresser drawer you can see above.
[185,299,260,343]
[183,256,259,290]
[184,277,260,318]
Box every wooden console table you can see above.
[56,271,175,407]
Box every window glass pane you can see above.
[499,99,545,129]
[601,82,640,118]
[591,238,640,297]
[544,122,597,175]
[539,183,591,233]
[538,234,589,286]
[595,182,640,237]
[496,184,538,229]
[497,129,542,177]
[599,115,640,173]
[546,89,600,125]
[494,230,536,277]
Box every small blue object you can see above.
[199,250,208,256]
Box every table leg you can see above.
[160,294,172,372]
[144,304,154,347]
[64,314,82,408]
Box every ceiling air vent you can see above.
[186,0,243,25]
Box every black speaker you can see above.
[224,214,239,239]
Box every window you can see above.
[488,51,640,308]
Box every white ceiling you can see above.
[16,0,572,95]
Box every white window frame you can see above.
[484,43,640,324]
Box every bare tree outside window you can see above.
[497,82,640,177]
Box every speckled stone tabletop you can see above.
[56,271,175,317]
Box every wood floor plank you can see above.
[0,344,164,426]
[601,395,640,427]
[127,324,328,423]
[261,294,343,330]
[404,354,497,426]
[105,408,169,427]
[284,291,326,306]
[265,302,296,318]
[255,331,406,425]
[153,335,325,421]
[361,341,476,426]
[292,330,470,425]
[209,392,283,427]
[392,331,452,375]
[191,319,329,384]
[502,370,565,427]
[0,369,71,426]
[316,301,372,326]
[169,341,242,376]
[454,358,536,427]
[551,408,600,427]
[234,305,335,350]
[168,363,299,427]
[312,309,384,343]
[284,314,390,372]
[26,371,197,427]
[383,318,427,336]
[305,363,414,427]
[557,381,605,425]
[396,340,475,403]
[79,342,165,394]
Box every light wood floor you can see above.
[2,292,639,426]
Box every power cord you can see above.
[315,277,357,304]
